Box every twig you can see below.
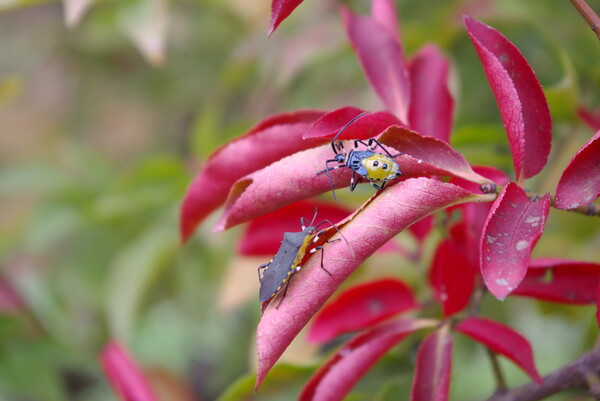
[488,350,508,392]
[486,349,600,401]
[569,0,600,41]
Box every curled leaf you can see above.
[180,110,324,241]
[379,126,491,185]
[299,319,437,401]
[216,138,487,231]
[455,317,542,382]
[408,44,454,142]
[238,200,352,256]
[410,325,453,401]
[341,6,410,122]
[512,258,600,304]
[464,16,552,181]
[100,341,158,401]
[269,0,304,36]
[554,129,600,209]
[429,239,475,316]
[255,178,480,388]
[303,107,402,140]
[307,278,419,344]
[480,182,550,300]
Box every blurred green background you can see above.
[1,0,599,400]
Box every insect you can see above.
[317,113,403,200]
[258,209,348,314]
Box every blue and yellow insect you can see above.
[318,113,403,200]
[257,209,348,313]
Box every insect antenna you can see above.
[330,112,368,149]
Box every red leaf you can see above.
[341,6,410,122]
[238,200,352,256]
[408,44,454,142]
[464,16,552,182]
[300,319,437,401]
[100,341,158,401]
[255,178,480,389]
[512,258,600,304]
[597,281,600,329]
[578,106,600,132]
[408,215,433,243]
[480,182,550,299]
[379,126,492,185]
[269,0,303,36]
[455,317,542,383]
[555,129,600,209]
[410,326,453,401]
[429,239,476,316]
[179,110,324,241]
[303,107,403,140]
[216,137,489,231]
[308,278,419,344]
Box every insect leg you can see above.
[367,138,404,158]
[257,261,271,281]
[313,220,354,257]
[317,159,343,201]
[349,171,362,191]
[275,278,293,309]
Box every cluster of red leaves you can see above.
[99,1,600,401]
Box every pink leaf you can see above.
[555,129,600,209]
[455,317,542,383]
[379,126,492,185]
[578,106,600,132]
[480,182,550,299]
[255,178,480,388]
[408,44,454,142]
[410,326,453,401]
[429,239,476,316]
[303,107,403,140]
[269,0,303,36]
[512,258,600,304]
[371,0,401,44]
[215,137,487,231]
[464,16,552,181]
[238,200,352,256]
[179,110,324,241]
[341,6,410,122]
[100,341,158,401]
[308,278,419,344]
[300,319,437,401]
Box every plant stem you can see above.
[569,0,600,41]
[486,348,600,401]
[488,350,508,392]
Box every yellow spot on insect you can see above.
[362,154,400,181]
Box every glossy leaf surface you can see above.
[341,6,410,122]
[100,341,157,401]
[408,44,453,142]
[429,239,476,316]
[410,326,453,401]
[480,182,550,299]
[255,178,480,388]
[512,258,600,304]
[555,129,600,209]
[180,110,324,241]
[455,317,542,382]
[300,319,437,401]
[308,278,419,344]
[465,16,552,181]
[238,200,352,256]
